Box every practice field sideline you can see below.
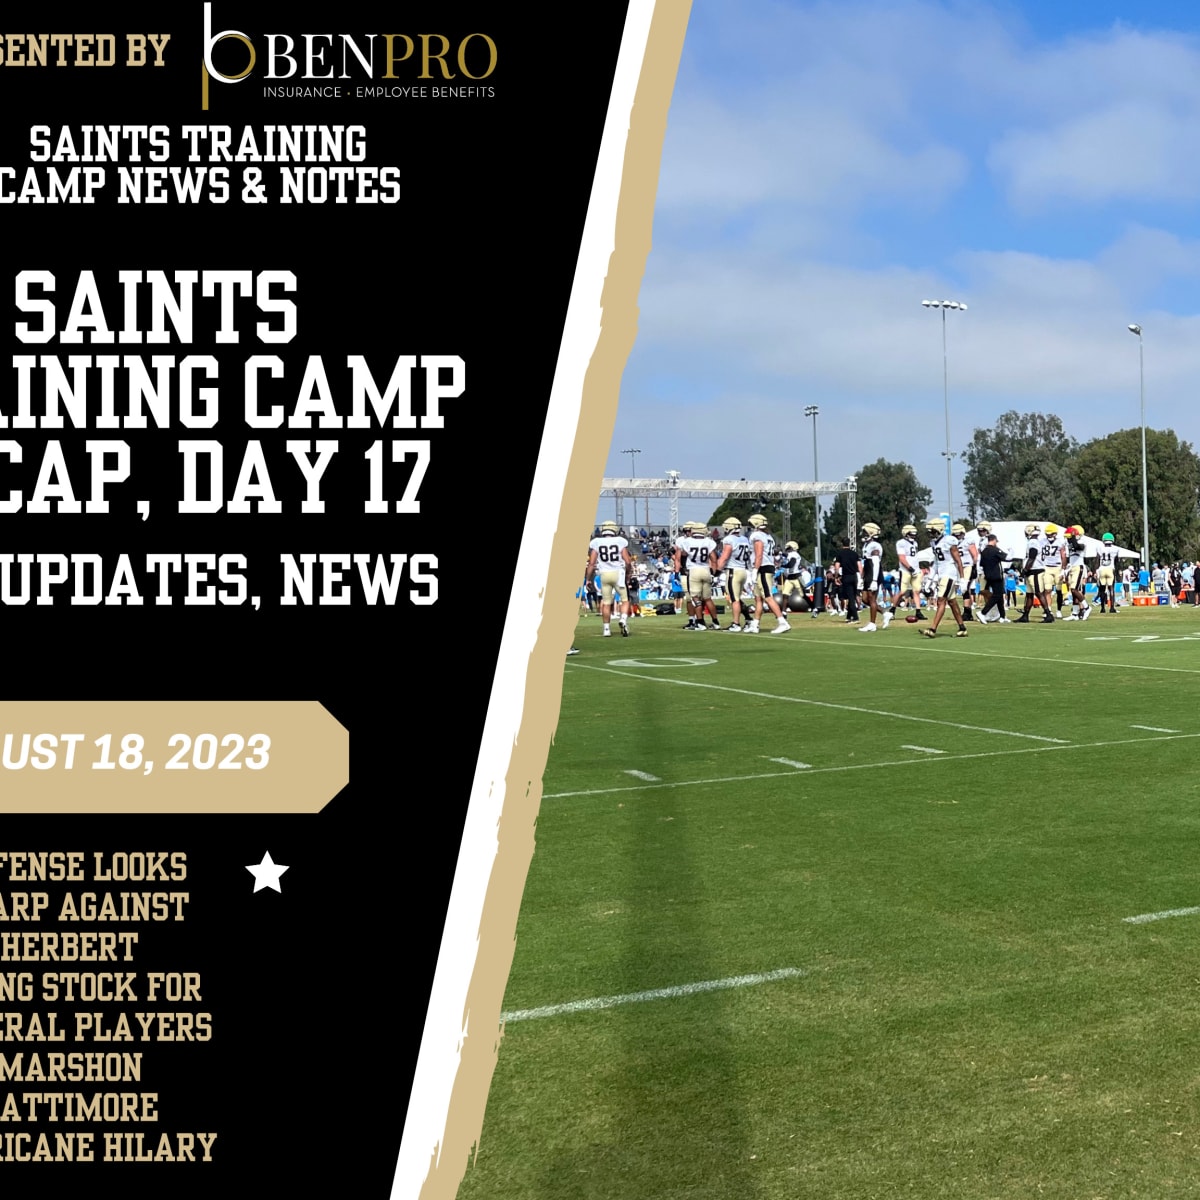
[457,608,1200,1200]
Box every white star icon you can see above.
[246,851,289,893]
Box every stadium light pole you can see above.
[922,299,967,523]
[1128,325,1151,568]
[804,405,821,565]
[622,447,645,530]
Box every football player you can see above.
[859,522,891,631]
[895,523,924,618]
[676,521,720,631]
[716,517,753,632]
[586,520,634,637]
[673,523,695,628]
[961,520,989,622]
[921,518,969,638]
[1014,523,1042,623]
[1035,522,1066,622]
[780,541,804,606]
[745,514,791,634]
[1093,532,1119,614]
[1061,525,1091,620]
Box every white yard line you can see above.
[901,745,946,754]
[767,633,1200,676]
[1123,907,1200,925]
[623,769,661,781]
[570,664,1068,743]
[764,757,811,769]
[544,731,1200,800]
[500,967,807,1024]
[1130,725,1180,734]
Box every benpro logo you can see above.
[200,3,497,108]
[202,4,256,87]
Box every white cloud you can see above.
[608,1,1200,518]
[989,101,1200,207]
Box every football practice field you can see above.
[457,606,1200,1200]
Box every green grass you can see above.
[458,604,1200,1200]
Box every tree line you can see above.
[962,412,1200,563]
[705,412,1200,564]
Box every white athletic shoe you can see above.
[974,608,987,624]
[1063,615,1078,621]
[999,618,1011,623]
[882,611,893,629]
[771,619,791,635]
[727,624,742,633]
[859,622,877,632]
[603,628,612,637]
[745,621,760,634]
[1081,605,1091,621]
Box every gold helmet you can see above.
[723,516,742,531]
[861,522,881,539]
[748,514,769,529]
[976,520,992,533]
[1024,523,1040,537]
[925,518,944,534]
[902,524,918,537]
[600,520,619,534]
[785,540,799,551]
[951,523,966,536]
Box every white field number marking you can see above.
[901,745,946,754]
[1130,724,1180,734]
[764,757,811,769]
[623,770,660,781]
[501,967,807,1024]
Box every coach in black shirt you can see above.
[978,534,1008,623]
[834,538,860,623]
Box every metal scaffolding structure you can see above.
[599,475,858,548]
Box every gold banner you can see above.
[0,702,347,813]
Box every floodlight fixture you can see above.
[921,297,967,522]
[1127,324,1150,568]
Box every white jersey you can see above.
[677,535,716,572]
[1037,535,1065,571]
[589,534,629,571]
[1066,538,1086,569]
[929,533,961,580]
[783,549,802,577]
[962,530,983,567]
[861,538,883,586]
[1024,534,1041,571]
[722,533,753,572]
[750,530,777,570]
[1095,543,1118,570]
[896,536,920,572]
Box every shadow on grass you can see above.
[530,701,765,1200]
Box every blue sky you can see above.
[599,0,1200,527]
